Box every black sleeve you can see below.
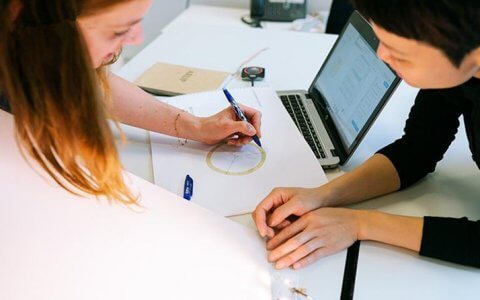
[377,89,480,267]
[377,89,463,189]
[420,216,480,268]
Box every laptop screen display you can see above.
[314,24,396,149]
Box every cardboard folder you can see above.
[135,62,230,96]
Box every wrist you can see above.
[355,210,423,252]
[316,183,339,207]
[177,112,202,142]
[356,210,375,241]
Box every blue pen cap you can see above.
[183,175,194,201]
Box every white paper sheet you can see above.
[0,110,345,300]
[150,87,328,216]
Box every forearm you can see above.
[321,154,401,206]
[109,73,201,140]
[357,210,423,252]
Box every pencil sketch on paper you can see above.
[206,142,266,176]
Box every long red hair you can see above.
[0,0,139,204]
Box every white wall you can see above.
[190,0,248,8]
[123,0,187,59]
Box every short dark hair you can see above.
[351,0,480,67]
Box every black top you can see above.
[0,93,11,113]
[377,77,480,268]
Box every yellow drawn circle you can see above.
[206,142,266,176]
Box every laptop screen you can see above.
[314,23,397,149]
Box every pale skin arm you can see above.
[320,153,403,206]
[359,210,423,252]
[253,154,423,269]
[108,73,262,145]
[109,73,201,140]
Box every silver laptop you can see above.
[278,11,401,169]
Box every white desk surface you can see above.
[115,7,340,228]
[115,4,417,201]
[116,5,480,298]
[116,7,338,182]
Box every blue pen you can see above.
[222,89,262,147]
[183,175,193,201]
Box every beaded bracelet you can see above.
[174,111,188,146]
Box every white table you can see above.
[116,6,341,229]
[116,7,351,299]
[116,5,419,181]
[117,6,338,183]
[116,5,480,299]
[115,4,417,209]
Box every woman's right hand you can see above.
[252,186,330,239]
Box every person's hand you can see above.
[198,104,262,146]
[252,187,329,239]
[266,207,361,270]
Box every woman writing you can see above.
[0,0,262,203]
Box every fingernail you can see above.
[293,262,301,269]
[247,124,255,134]
[267,252,274,262]
[275,261,285,269]
[266,243,274,251]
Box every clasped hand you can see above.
[253,187,361,269]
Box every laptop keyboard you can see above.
[280,94,327,159]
